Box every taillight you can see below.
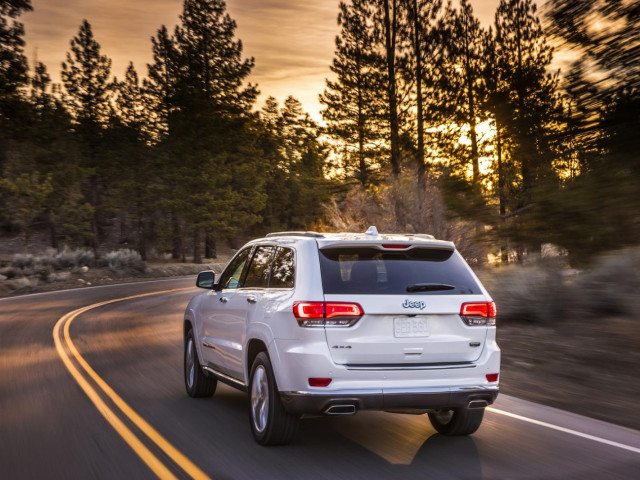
[293,302,363,327]
[292,302,325,327]
[460,301,497,326]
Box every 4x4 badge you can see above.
[403,299,426,309]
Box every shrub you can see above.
[573,248,640,317]
[105,249,146,272]
[1,267,19,279]
[11,253,35,269]
[480,247,640,324]
[50,248,94,269]
[480,261,566,324]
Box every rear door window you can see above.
[319,247,481,295]
[243,246,275,288]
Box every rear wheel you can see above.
[184,329,216,398]
[428,407,484,435]
[249,352,298,445]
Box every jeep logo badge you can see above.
[402,299,426,309]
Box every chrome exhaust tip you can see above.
[324,404,357,415]
[468,400,489,409]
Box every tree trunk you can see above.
[119,213,127,244]
[137,219,147,261]
[356,48,367,186]
[383,0,400,175]
[205,232,216,259]
[412,0,426,188]
[496,121,508,264]
[193,231,202,264]
[49,215,59,251]
[90,173,99,258]
[171,212,181,260]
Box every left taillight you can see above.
[460,301,497,326]
[293,301,363,327]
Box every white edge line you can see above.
[0,276,197,302]
[488,407,640,455]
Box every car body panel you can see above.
[185,230,500,416]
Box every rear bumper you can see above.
[280,385,498,416]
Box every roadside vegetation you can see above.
[0,246,229,296]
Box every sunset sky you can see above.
[22,0,501,122]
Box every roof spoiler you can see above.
[265,231,325,238]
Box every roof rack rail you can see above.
[265,231,325,238]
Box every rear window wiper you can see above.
[406,283,455,292]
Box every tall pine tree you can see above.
[320,0,386,186]
[61,20,113,254]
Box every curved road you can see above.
[1,278,640,479]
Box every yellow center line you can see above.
[53,287,211,480]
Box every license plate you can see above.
[394,317,429,338]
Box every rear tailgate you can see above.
[323,294,488,365]
[318,244,490,366]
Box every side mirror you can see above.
[196,270,216,289]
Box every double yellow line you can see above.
[53,288,210,480]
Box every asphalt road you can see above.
[2,278,640,479]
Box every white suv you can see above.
[183,227,500,445]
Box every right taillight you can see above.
[293,301,363,327]
[460,301,497,326]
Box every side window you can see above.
[269,247,295,288]
[219,248,252,290]
[243,246,275,288]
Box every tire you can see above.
[428,407,485,436]
[184,329,216,398]
[248,352,298,445]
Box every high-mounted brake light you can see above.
[460,301,497,326]
[382,244,410,249]
[293,302,363,327]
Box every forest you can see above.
[1,0,638,265]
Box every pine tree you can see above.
[61,20,113,253]
[380,0,402,174]
[173,0,257,114]
[447,0,487,186]
[0,0,31,110]
[109,63,155,259]
[259,96,330,231]
[28,62,88,250]
[320,0,386,186]
[145,25,179,142]
[0,0,32,165]
[147,0,264,262]
[62,20,112,131]
[494,0,558,197]
[403,0,441,185]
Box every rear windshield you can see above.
[319,247,481,295]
